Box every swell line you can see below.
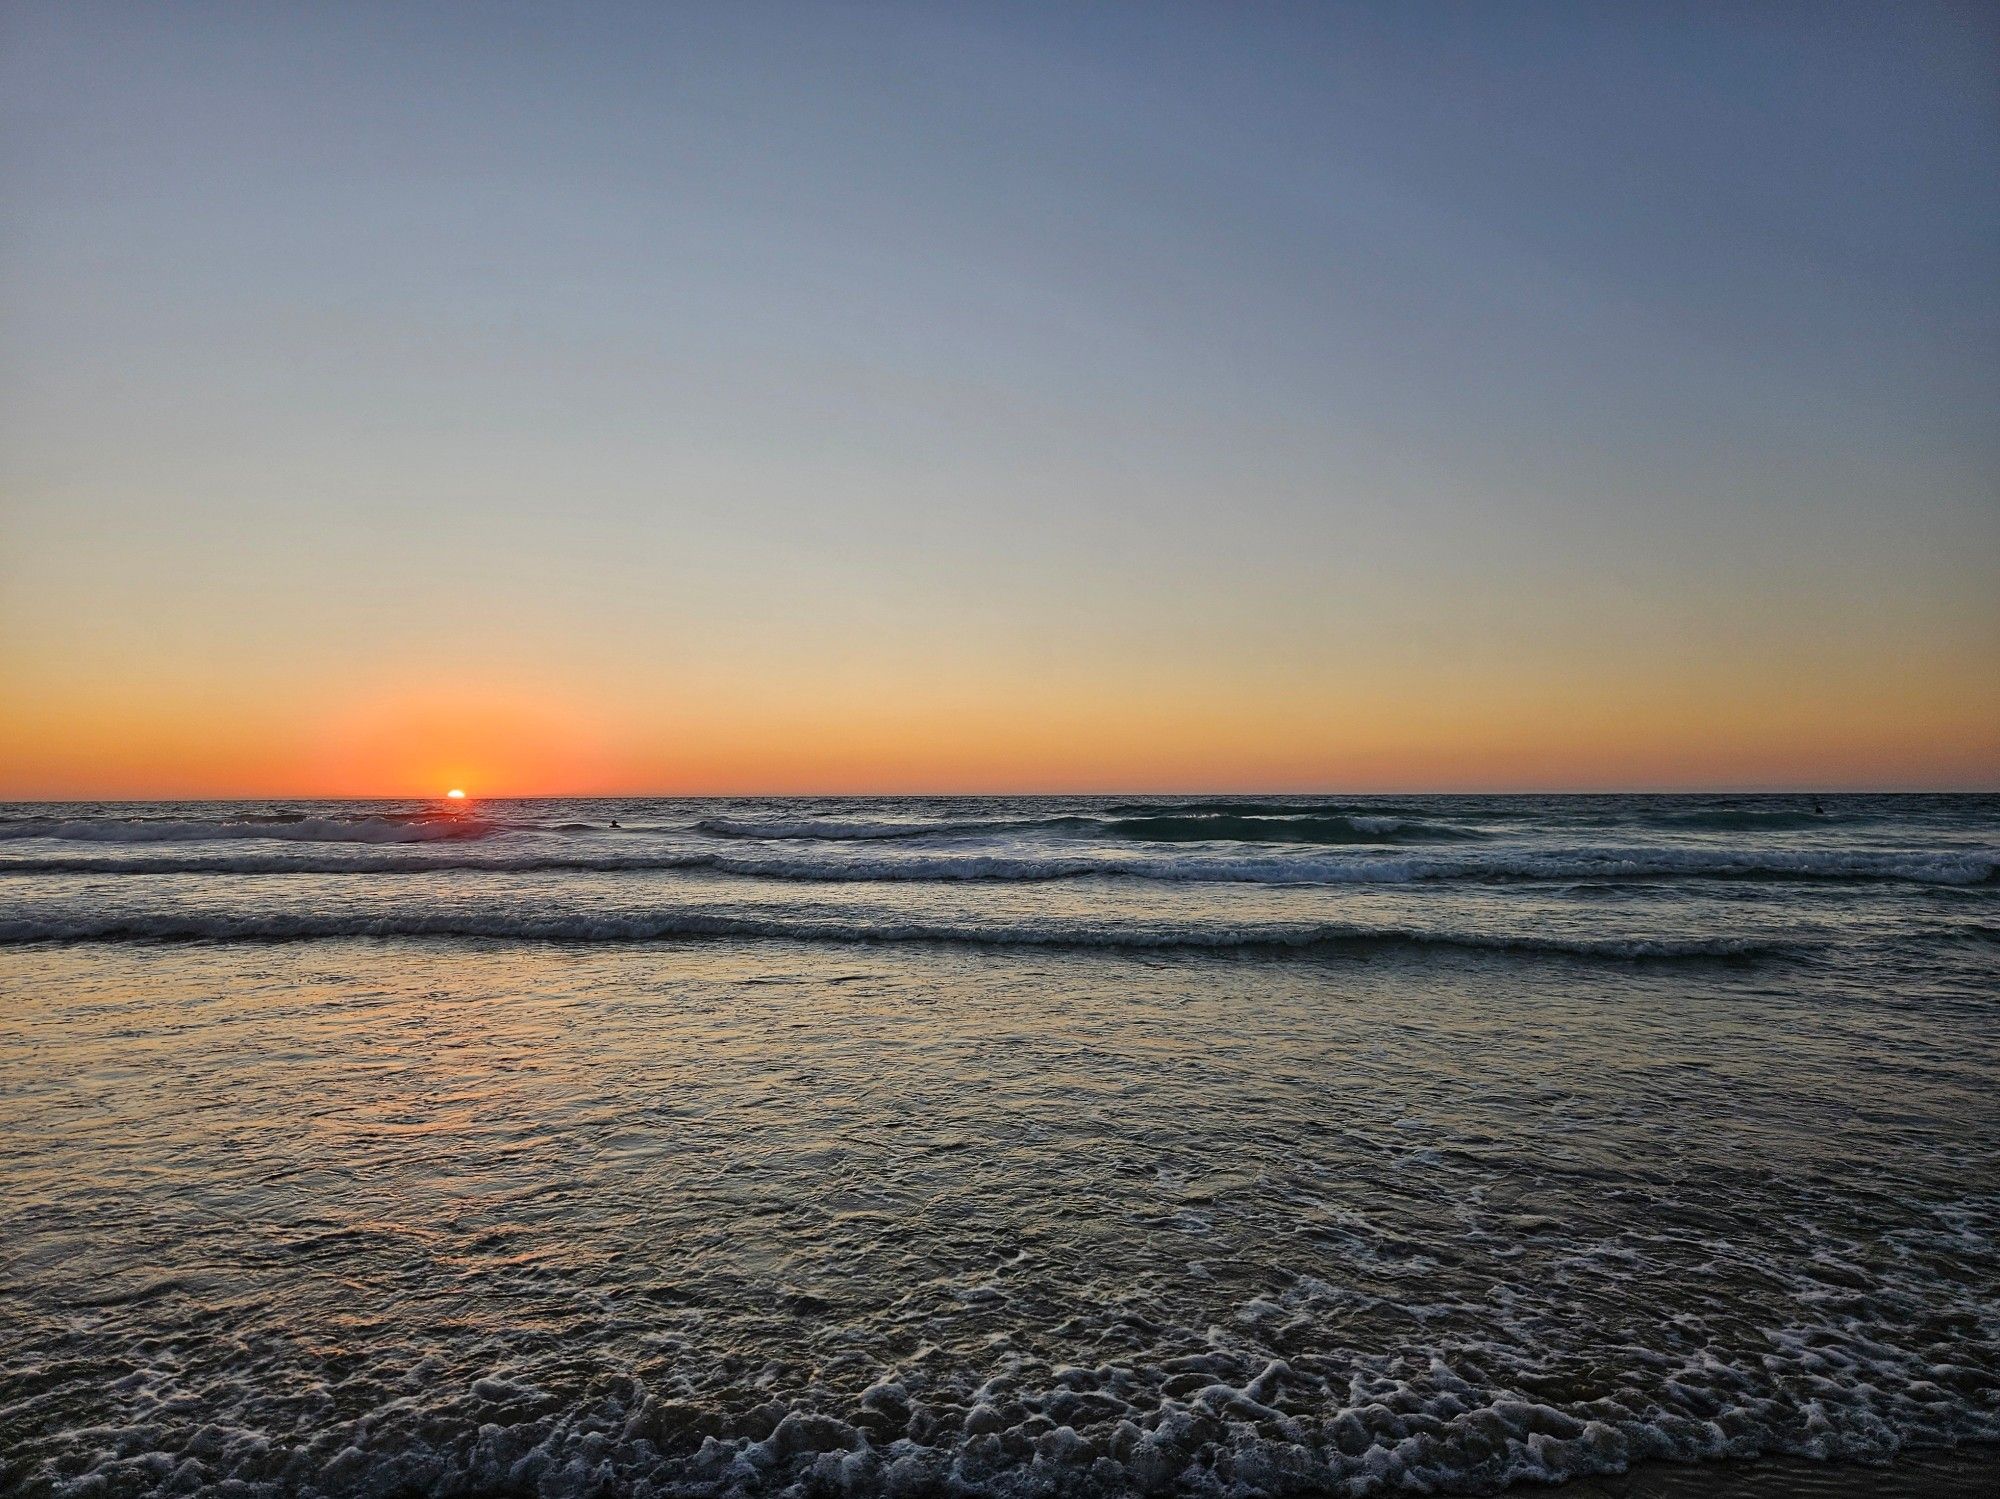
[0,908,1790,961]
[0,848,1991,886]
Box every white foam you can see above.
[24,1337,1991,1498]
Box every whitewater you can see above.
[2,794,1996,1496]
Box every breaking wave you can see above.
[692,815,1069,841]
[1101,812,1481,844]
[1102,800,1449,819]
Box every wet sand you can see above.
[1579,1444,1999,1496]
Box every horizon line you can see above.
[4,786,1995,804]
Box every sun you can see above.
[446,788,466,800]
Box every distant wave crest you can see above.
[1102,812,1481,844]
[0,815,500,845]
[1102,801,1448,819]
[692,815,1071,842]
[1623,808,1842,832]
[694,810,1482,845]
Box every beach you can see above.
[2,795,1995,1495]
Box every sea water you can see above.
[2,795,1996,1495]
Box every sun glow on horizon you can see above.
[446,788,466,800]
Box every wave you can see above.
[691,815,1068,841]
[1102,812,1480,844]
[3,845,1992,885]
[1102,800,1447,818]
[0,815,500,845]
[1624,808,1843,832]
[696,811,1484,845]
[0,852,721,876]
[0,907,1785,960]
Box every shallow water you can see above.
[2,795,1996,1495]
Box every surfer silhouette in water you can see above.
[1811,798,1826,816]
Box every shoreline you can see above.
[1572,1444,2000,1497]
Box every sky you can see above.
[2,1,1996,797]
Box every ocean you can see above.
[2,794,1996,1496]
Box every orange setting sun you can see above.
[446,789,466,800]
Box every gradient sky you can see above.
[2,1,1996,796]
